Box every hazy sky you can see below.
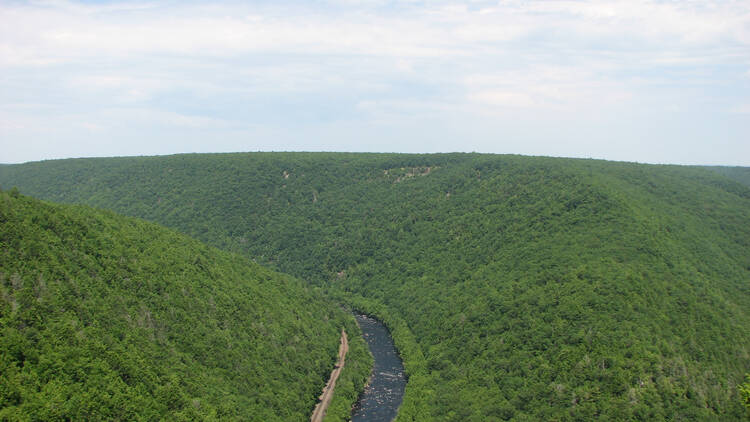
[1,0,749,165]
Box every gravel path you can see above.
[310,329,349,422]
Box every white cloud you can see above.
[0,0,748,164]
[66,75,168,103]
[2,0,746,66]
[468,90,537,108]
[463,65,636,112]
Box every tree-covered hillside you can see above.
[0,188,369,421]
[707,166,750,188]
[2,153,749,420]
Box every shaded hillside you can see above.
[0,188,369,421]
[2,153,750,420]
[706,166,750,188]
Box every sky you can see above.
[1,0,749,165]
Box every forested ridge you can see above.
[706,166,750,189]
[2,153,749,420]
[0,189,370,421]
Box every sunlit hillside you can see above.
[0,188,369,421]
[2,153,749,420]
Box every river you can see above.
[351,314,406,422]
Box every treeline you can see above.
[0,189,362,421]
[2,153,749,420]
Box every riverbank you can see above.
[326,291,433,421]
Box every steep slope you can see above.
[706,166,750,188]
[2,153,749,420]
[0,188,369,421]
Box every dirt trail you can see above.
[310,329,349,422]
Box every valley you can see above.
[2,152,749,420]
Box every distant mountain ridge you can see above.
[706,166,750,188]
[2,152,749,420]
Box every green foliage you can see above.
[0,191,359,421]
[2,152,750,420]
[328,291,433,422]
[741,374,750,418]
[706,166,750,188]
[321,316,372,422]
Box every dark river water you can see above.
[351,314,406,422]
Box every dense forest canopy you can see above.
[0,189,369,421]
[706,166,750,189]
[2,153,749,420]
